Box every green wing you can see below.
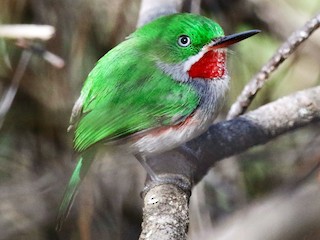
[73,38,199,152]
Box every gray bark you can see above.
[137,0,183,27]
[139,184,189,240]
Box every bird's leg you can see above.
[134,154,159,181]
[135,153,191,197]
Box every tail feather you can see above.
[56,150,95,231]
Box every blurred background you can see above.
[0,0,319,239]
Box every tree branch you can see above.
[137,0,183,27]
[149,86,320,184]
[139,184,189,240]
[144,86,320,239]
[227,13,320,119]
[0,50,32,129]
[0,24,55,40]
[192,182,320,240]
[0,24,64,130]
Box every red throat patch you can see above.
[188,50,226,79]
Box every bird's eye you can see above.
[178,35,191,47]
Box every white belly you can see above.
[130,76,229,156]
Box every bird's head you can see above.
[132,13,259,81]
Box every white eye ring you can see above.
[178,35,191,47]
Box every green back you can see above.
[73,13,224,152]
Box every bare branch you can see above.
[144,86,320,239]
[137,0,184,27]
[0,24,55,40]
[227,13,320,120]
[190,0,201,14]
[139,184,189,240]
[192,183,320,240]
[148,86,320,187]
[16,40,65,68]
[0,50,32,129]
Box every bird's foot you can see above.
[141,173,192,198]
[134,153,192,197]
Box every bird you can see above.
[56,13,259,229]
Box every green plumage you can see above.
[57,13,226,229]
[56,150,96,230]
[74,44,199,151]
[74,13,224,151]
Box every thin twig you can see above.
[227,13,320,120]
[137,0,184,27]
[16,40,65,68]
[0,40,64,129]
[190,0,201,14]
[0,24,55,40]
[0,50,32,129]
